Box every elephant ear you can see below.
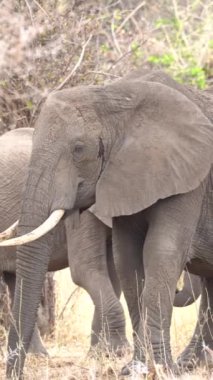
[92,79,213,219]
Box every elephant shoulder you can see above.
[0,128,33,154]
[2,127,34,141]
[0,128,33,177]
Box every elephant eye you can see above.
[72,141,85,161]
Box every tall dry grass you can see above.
[0,269,212,379]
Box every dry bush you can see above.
[0,0,212,134]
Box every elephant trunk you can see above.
[6,151,79,377]
[6,166,55,378]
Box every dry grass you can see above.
[0,269,211,379]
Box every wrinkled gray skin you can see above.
[0,129,127,365]
[177,166,213,371]
[0,128,195,366]
[5,71,213,378]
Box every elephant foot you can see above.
[177,344,213,371]
[120,360,149,377]
[89,342,131,358]
[121,360,179,378]
[28,326,49,356]
[107,337,131,357]
[28,341,49,356]
[6,348,25,380]
[89,338,130,358]
[90,331,130,357]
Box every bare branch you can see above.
[24,0,34,24]
[58,287,80,320]
[88,71,121,78]
[30,0,50,18]
[116,1,145,34]
[55,34,92,91]
[111,13,122,56]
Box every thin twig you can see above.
[72,364,90,371]
[108,49,132,71]
[171,0,189,48]
[88,71,121,78]
[130,15,144,35]
[162,25,185,67]
[55,34,92,91]
[116,1,145,34]
[31,0,50,18]
[58,287,80,320]
[24,0,34,24]
[108,35,148,71]
[111,14,122,56]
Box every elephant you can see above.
[0,128,197,361]
[1,69,213,378]
[0,128,128,364]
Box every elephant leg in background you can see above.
[107,237,122,300]
[3,272,48,356]
[65,211,128,354]
[174,272,202,307]
[177,277,213,370]
[0,274,10,330]
[90,236,125,354]
[113,217,146,343]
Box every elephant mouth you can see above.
[0,209,65,246]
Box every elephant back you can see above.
[0,128,33,227]
[128,69,213,124]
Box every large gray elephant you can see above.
[0,128,128,363]
[1,70,213,378]
[0,128,195,359]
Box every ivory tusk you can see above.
[0,220,19,241]
[0,209,65,246]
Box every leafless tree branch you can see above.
[55,34,92,91]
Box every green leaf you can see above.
[26,100,34,110]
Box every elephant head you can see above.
[1,71,213,378]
